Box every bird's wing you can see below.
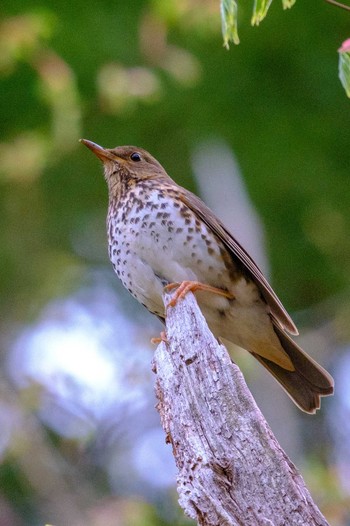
[178,188,298,335]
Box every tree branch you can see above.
[325,0,350,12]
[153,290,330,526]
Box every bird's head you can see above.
[80,139,168,194]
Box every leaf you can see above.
[220,0,240,48]
[251,0,273,26]
[338,39,350,98]
[282,0,296,8]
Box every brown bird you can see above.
[80,139,334,413]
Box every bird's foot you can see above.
[165,280,234,308]
[151,331,168,345]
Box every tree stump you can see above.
[153,290,330,526]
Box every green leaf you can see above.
[338,40,350,98]
[220,0,240,48]
[251,0,273,26]
[282,0,296,8]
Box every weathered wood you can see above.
[153,290,330,526]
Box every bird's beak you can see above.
[79,139,116,162]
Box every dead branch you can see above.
[153,290,330,526]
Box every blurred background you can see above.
[1,0,350,524]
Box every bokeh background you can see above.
[1,1,350,525]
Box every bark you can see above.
[153,290,330,526]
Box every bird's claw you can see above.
[151,331,168,345]
[165,280,234,308]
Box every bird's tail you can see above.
[251,324,334,413]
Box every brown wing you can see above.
[178,188,298,336]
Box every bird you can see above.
[80,139,334,413]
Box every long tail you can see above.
[252,324,334,413]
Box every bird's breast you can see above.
[107,187,237,315]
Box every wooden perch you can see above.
[153,290,330,526]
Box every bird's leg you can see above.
[151,331,168,345]
[165,281,234,308]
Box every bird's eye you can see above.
[130,152,142,162]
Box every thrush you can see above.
[80,139,334,413]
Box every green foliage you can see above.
[251,0,274,26]
[282,0,296,8]
[220,0,350,98]
[219,0,297,31]
[338,39,350,97]
[220,0,240,47]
